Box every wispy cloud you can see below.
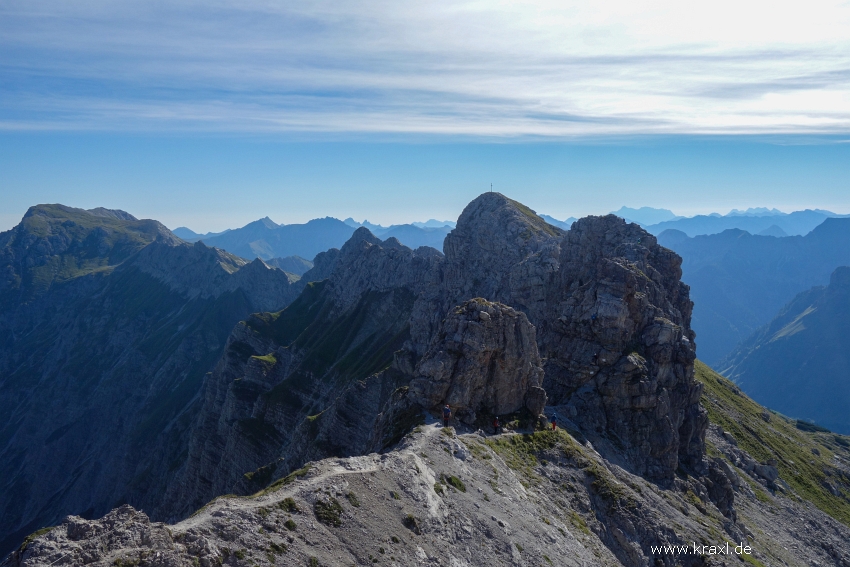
[2,0,849,136]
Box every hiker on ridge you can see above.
[442,404,451,428]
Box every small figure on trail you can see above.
[493,416,501,435]
[442,405,451,428]
[551,415,557,431]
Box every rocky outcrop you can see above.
[408,193,565,355]
[414,194,704,483]
[409,299,546,424]
[537,215,705,482]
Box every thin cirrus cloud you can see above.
[1,0,849,136]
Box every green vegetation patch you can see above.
[484,429,583,484]
[346,491,361,507]
[255,464,312,496]
[279,497,300,513]
[585,461,631,510]
[569,511,591,535]
[251,353,277,365]
[442,475,466,493]
[243,461,278,487]
[19,527,53,552]
[314,497,344,527]
[695,360,850,526]
[506,197,563,238]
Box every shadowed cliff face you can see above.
[158,233,435,520]
[0,206,306,557]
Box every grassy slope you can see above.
[248,283,415,397]
[695,360,850,525]
[506,197,563,238]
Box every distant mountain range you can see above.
[658,218,850,365]
[605,205,849,237]
[265,255,313,276]
[172,206,849,268]
[610,206,682,225]
[644,209,849,237]
[174,217,455,261]
[538,214,576,230]
[171,226,230,241]
[719,266,850,434]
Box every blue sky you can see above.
[2,1,849,232]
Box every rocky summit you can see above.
[4,194,850,567]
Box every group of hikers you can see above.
[441,404,557,434]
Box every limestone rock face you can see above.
[537,215,705,482]
[329,228,442,312]
[409,299,546,423]
[409,192,565,354]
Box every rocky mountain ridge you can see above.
[6,194,850,566]
[157,192,707,525]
